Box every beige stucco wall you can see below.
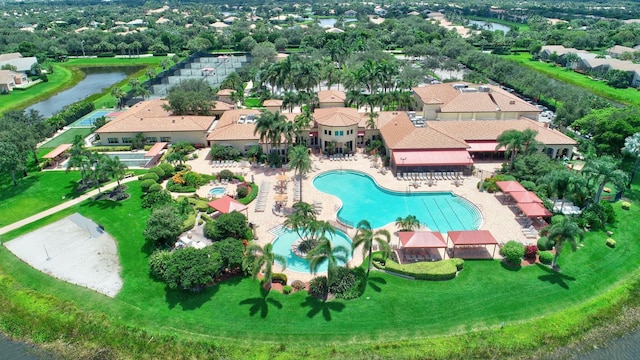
[97,131,208,146]
[317,124,358,152]
[210,139,260,153]
[319,101,345,108]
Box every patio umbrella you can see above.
[274,194,288,202]
[510,191,543,204]
[517,202,552,218]
[276,174,288,182]
[496,181,526,193]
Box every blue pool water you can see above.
[313,170,482,231]
[209,187,226,196]
[70,110,113,127]
[105,152,150,167]
[271,229,353,273]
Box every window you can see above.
[324,129,327,135]
[121,137,132,144]
[336,130,344,136]
[328,130,332,135]
[107,138,119,144]
[160,136,171,142]
[146,137,158,143]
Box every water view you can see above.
[468,20,512,33]
[28,66,139,117]
[0,333,52,360]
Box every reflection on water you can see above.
[575,327,640,360]
[468,20,511,33]
[28,66,139,117]
[0,333,52,360]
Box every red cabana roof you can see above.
[399,231,447,248]
[496,180,526,193]
[393,150,471,166]
[144,142,167,157]
[448,230,498,246]
[43,143,72,159]
[510,191,543,204]
[517,202,552,218]
[208,195,248,214]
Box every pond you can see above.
[0,332,53,360]
[468,20,511,33]
[28,66,140,117]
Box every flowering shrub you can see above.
[524,245,538,260]
[172,172,185,184]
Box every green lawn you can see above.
[0,63,73,114]
[503,53,640,106]
[1,178,639,357]
[40,128,92,149]
[243,97,262,107]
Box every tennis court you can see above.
[69,109,114,127]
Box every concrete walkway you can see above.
[0,176,138,237]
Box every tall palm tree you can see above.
[284,202,318,241]
[110,87,126,108]
[547,216,584,268]
[495,129,539,171]
[366,111,379,130]
[293,106,314,143]
[247,243,286,290]
[288,145,312,202]
[104,156,128,187]
[306,237,350,284]
[254,110,275,155]
[582,156,629,204]
[352,220,391,278]
[395,215,420,232]
[622,132,640,187]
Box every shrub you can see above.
[162,248,222,292]
[140,172,160,183]
[149,250,172,279]
[520,180,536,191]
[148,166,165,179]
[237,185,249,198]
[291,280,305,291]
[166,179,196,193]
[622,201,631,210]
[218,169,234,180]
[328,267,356,298]
[148,183,163,193]
[238,183,259,205]
[537,237,551,251]
[451,258,464,271]
[500,240,525,265]
[141,190,173,209]
[158,163,175,176]
[140,179,157,193]
[87,146,131,152]
[606,238,616,248]
[524,245,538,260]
[538,251,553,265]
[308,276,328,300]
[272,272,288,285]
[204,211,249,241]
[183,171,205,187]
[375,259,460,281]
[282,285,293,295]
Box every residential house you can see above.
[263,99,283,113]
[0,69,28,92]
[607,45,636,58]
[0,52,38,74]
[317,90,346,108]
[578,58,640,87]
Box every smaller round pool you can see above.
[271,229,353,273]
[209,187,226,196]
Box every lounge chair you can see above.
[396,173,403,181]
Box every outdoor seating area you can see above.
[327,153,356,161]
[254,181,270,212]
[395,171,465,187]
[497,181,552,240]
[552,199,582,215]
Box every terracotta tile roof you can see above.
[358,111,400,129]
[426,119,577,145]
[217,88,234,96]
[317,90,346,103]
[206,109,262,141]
[314,107,360,127]
[263,99,283,106]
[95,99,215,133]
[413,83,540,113]
[379,112,468,150]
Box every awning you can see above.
[399,231,447,248]
[310,131,318,137]
[517,202,552,218]
[496,181,526,193]
[447,230,498,246]
[393,150,472,166]
[467,141,505,152]
[510,191,543,204]
[144,142,168,157]
[208,195,248,214]
[43,143,72,159]
[357,131,365,136]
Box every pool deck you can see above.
[186,149,534,282]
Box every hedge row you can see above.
[87,146,132,152]
[238,183,259,205]
[373,258,463,281]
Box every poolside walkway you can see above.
[187,149,532,282]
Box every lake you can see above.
[0,333,53,360]
[468,20,511,33]
[28,66,139,117]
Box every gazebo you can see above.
[447,230,498,259]
[207,195,248,216]
[399,231,448,261]
[517,202,552,218]
[43,143,73,167]
[496,181,526,193]
[510,191,543,204]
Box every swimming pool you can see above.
[209,187,226,196]
[104,152,150,167]
[271,229,353,273]
[70,110,113,128]
[313,170,482,232]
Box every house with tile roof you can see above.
[94,99,216,146]
[607,45,636,58]
[0,52,38,74]
[317,90,346,108]
[577,57,640,87]
[206,109,263,151]
[412,83,540,121]
[0,69,28,93]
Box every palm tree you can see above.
[284,202,318,240]
[582,156,629,204]
[352,220,391,278]
[622,132,640,187]
[145,68,157,80]
[110,87,126,108]
[288,145,312,202]
[293,106,314,143]
[104,156,128,187]
[254,110,275,155]
[547,216,584,268]
[365,111,379,130]
[247,243,286,290]
[306,237,350,286]
[395,215,420,232]
[495,129,539,171]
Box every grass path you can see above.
[503,53,640,106]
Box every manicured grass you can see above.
[503,53,640,106]
[0,171,82,228]
[1,176,640,359]
[39,128,93,149]
[0,63,73,114]
[243,97,262,107]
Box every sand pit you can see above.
[3,213,123,297]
